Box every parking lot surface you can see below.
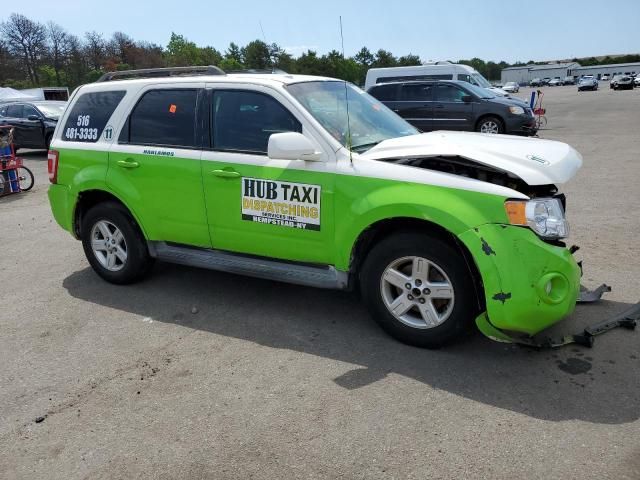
[1,84,639,479]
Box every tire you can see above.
[476,116,504,134]
[17,166,34,191]
[359,232,478,348]
[45,134,53,151]
[81,202,153,284]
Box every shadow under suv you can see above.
[367,80,537,135]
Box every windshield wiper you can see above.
[351,141,382,153]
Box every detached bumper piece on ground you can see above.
[477,284,639,349]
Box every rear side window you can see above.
[402,84,434,101]
[6,104,23,118]
[62,91,125,142]
[212,90,301,154]
[126,89,198,148]
[369,84,399,101]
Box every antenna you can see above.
[259,21,275,70]
[339,16,353,164]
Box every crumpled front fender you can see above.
[459,224,581,335]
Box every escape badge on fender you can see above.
[241,177,321,231]
[526,154,550,165]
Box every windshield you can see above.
[469,72,492,88]
[286,81,418,152]
[36,103,66,119]
[464,83,495,99]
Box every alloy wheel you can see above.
[380,256,455,329]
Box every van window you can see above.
[402,83,434,101]
[435,85,467,102]
[62,91,125,142]
[377,74,452,84]
[126,89,198,148]
[368,84,399,101]
[212,90,301,154]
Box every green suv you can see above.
[48,66,584,348]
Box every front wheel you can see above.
[81,202,153,284]
[17,166,34,191]
[477,116,504,134]
[360,233,478,348]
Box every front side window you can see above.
[62,91,125,142]
[128,89,197,148]
[287,81,417,153]
[212,90,301,154]
[435,85,467,103]
[23,105,40,118]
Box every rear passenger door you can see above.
[399,83,435,132]
[432,84,474,131]
[108,85,211,248]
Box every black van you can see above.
[367,80,537,135]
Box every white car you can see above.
[634,75,640,86]
[502,82,519,93]
[601,74,610,81]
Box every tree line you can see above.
[2,13,639,90]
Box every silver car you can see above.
[502,82,519,93]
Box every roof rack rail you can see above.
[227,68,288,74]
[96,65,225,82]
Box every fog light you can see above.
[536,273,569,305]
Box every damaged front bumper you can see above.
[460,224,582,336]
[460,224,638,347]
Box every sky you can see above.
[3,0,639,63]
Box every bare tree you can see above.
[1,13,47,84]
[47,22,71,85]
[84,30,105,71]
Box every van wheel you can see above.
[360,233,477,348]
[477,116,503,134]
[81,202,152,284]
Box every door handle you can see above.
[116,159,140,169]
[435,105,445,109]
[211,169,240,178]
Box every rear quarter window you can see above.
[62,91,126,142]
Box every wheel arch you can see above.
[475,113,505,132]
[73,189,148,240]
[348,216,485,311]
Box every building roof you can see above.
[573,62,640,70]
[529,62,580,71]
[501,65,534,71]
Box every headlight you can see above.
[505,198,569,239]
[508,106,525,115]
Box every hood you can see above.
[488,87,509,96]
[360,131,582,186]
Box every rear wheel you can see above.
[477,116,503,134]
[45,134,53,150]
[17,166,34,191]
[81,202,153,284]
[360,233,478,348]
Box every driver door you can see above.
[200,86,336,265]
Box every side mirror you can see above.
[268,132,322,162]
[27,114,40,121]
[461,95,473,103]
